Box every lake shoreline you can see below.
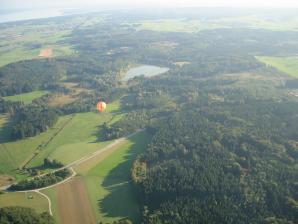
[122,65,170,81]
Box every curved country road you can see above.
[35,190,53,216]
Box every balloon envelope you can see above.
[97,101,106,112]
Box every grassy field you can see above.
[216,15,298,31]
[35,131,150,224]
[0,21,75,67]
[3,90,49,104]
[0,14,106,67]
[0,100,124,180]
[0,99,131,223]
[0,39,74,68]
[137,19,226,33]
[135,15,298,33]
[0,115,72,179]
[27,113,110,167]
[0,192,48,213]
[256,56,298,77]
[80,131,151,223]
[28,100,123,168]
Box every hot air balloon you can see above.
[97,101,106,112]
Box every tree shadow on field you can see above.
[0,117,14,143]
[97,132,150,223]
[92,108,129,143]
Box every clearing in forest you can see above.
[256,56,298,77]
[3,90,49,104]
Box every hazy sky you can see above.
[2,0,298,10]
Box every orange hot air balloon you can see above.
[97,101,106,112]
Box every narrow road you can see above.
[35,190,53,216]
[16,167,77,193]
[26,130,141,180]
[3,130,143,216]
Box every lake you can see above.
[0,8,105,24]
[123,65,170,81]
[0,9,64,24]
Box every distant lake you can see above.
[123,65,170,81]
[0,9,63,24]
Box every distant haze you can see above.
[1,0,298,11]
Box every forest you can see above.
[0,207,54,224]
[120,62,298,223]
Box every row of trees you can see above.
[9,169,70,191]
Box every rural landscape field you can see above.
[0,2,298,224]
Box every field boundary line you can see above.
[21,114,75,169]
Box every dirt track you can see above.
[57,176,96,224]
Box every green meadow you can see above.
[81,131,151,223]
[256,56,298,77]
[28,100,124,167]
[0,14,106,68]
[136,15,298,33]
[0,100,124,179]
[137,19,225,33]
[34,131,150,224]
[0,115,72,179]
[0,192,48,213]
[3,91,49,104]
[0,23,72,68]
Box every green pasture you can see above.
[3,91,49,104]
[256,56,298,77]
[135,15,298,33]
[137,19,225,32]
[0,192,48,213]
[28,100,123,167]
[0,100,123,179]
[0,115,72,179]
[82,131,151,223]
[32,131,150,224]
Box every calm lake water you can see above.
[0,9,64,24]
[123,65,170,81]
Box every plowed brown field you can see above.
[57,176,96,224]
